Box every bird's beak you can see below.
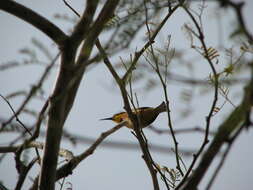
[100,117,113,121]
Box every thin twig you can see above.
[62,0,80,17]
[176,5,220,189]
[0,94,32,136]
[178,64,253,189]
[122,3,181,83]
[143,0,183,183]
[0,52,60,131]
[148,126,216,136]
[147,34,184,177]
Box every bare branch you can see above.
[122,3,181,83]
[38,1,120,189]
[76,0,120,65]
[55,122,124,180]
[96,39,160,190]
[15,157,38,190]
[0,52,60,131]
[0,118,196,156]
[29,122,123,189]
[146,33,184,177]
[148,126,216,136]
[218,0,253,43]
[0,141,74,161]
[176,5,220,188]
[206,124,245,190]
[179,64,253,189]
[69,0,98,46]
[0,94,32,136]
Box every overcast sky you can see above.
[1,0,253,189]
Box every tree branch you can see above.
[0,141,74,161]
[0,118,197,156]
[178,64,253,189]
[55,122,124,180]
[38,1,120,189]
[205,124,245,190]
[122,3,181,82]
[0,0,67,46]
[96,39,160,190]
[176,5,220,187]
[69,0,99,47]
[76,0,120,65]
[15,157,38,190]
[218,0,253,43]
[0,52,60,132]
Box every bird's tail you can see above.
[156,101,167,113]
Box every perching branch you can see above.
[96,39,160,190]
[0,117,198,157]
[29,122,124,190]
[55,121,124,181]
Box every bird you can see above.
[100,102,167,129]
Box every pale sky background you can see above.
[0,0,253,190]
